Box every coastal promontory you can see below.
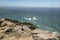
[0,18,60,40]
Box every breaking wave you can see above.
[24,17,37,21]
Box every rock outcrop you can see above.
[0,18,60,40]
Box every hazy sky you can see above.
[0,0,60,7]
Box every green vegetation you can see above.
[0,21,3,26]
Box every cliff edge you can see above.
[0,18,60,40]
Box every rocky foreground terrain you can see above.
[0,18,60,40]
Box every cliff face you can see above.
[0,18,60,40]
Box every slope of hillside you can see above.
[0,18,60,40]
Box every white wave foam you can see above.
[24,17,32,21]
[32,17,37,20]
[24,17,37,21]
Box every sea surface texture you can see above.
[0,7,60,32]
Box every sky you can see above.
[0,0,60,7]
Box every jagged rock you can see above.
[0,18,60,40]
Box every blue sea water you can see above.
[0,7,60,32]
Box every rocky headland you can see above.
[0,18,60,40]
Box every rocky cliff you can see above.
[0,18,60,40]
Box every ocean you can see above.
[0,7,60,32]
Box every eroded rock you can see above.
[0,18,60,40]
